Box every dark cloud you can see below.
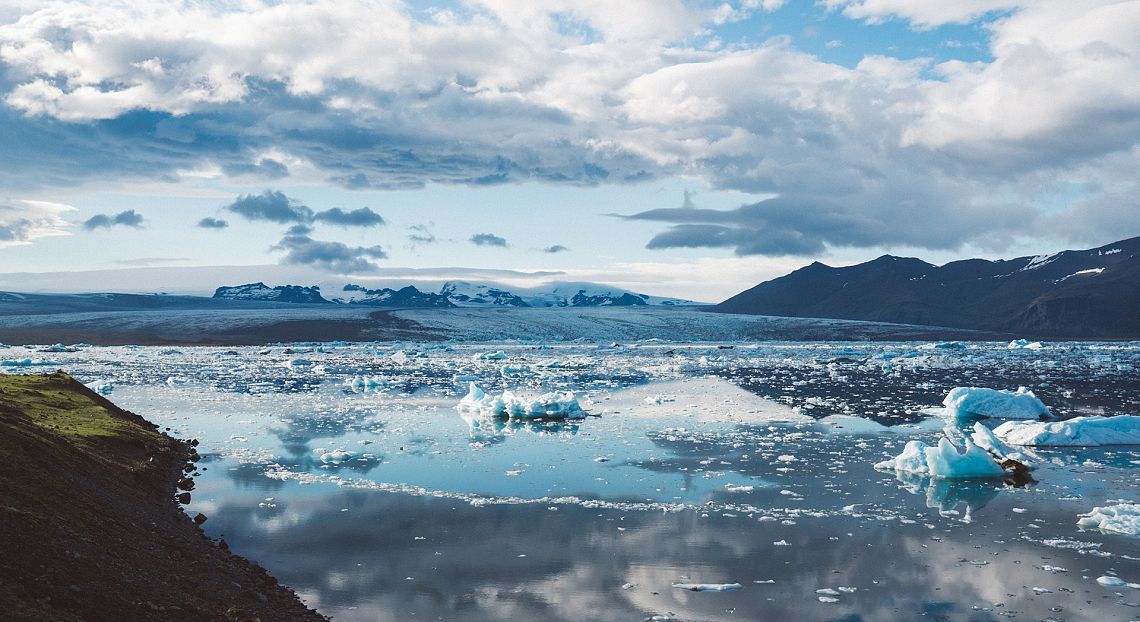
[83,209,144,231]
[543,245,569,253]
[407,224,437,246]
[626,192,1039,256]
[470,233,508,247]
[313,207,385,227]
[197,217,229,229]
[272,230,388,273]
[227,190,314,224]
[226,190,383,228]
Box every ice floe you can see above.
[456,383,586,419]
[1077,503,1140,537]
[671,582,743,592]
[994,415,1140,446]
[940,386,1051,420]
[875,437,1005,479]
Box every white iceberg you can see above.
[1077,503,1140,537]
[969,422,1031,464]
[1008,339,1043,350]
[457,383,586,419]
[875,437,1005,479]
[671,582,743,592]
[941,387,1051,421]
[994,415,1140,446]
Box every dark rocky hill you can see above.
[714,237,1140,338]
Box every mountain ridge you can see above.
[713,236,1140,338]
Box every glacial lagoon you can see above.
[7,340,1140,621]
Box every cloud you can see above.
[83,209,144,231]
[0,199,73,247]
[227,191,313,224]
[226,191,384,228]
[407,224,437,246]
[470,233,508,247]
[197,217,228,229]
[0,2,1138,253]
[272,230,388,274]
[543,245,570,253]
[313,207,385,227]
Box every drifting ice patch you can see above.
[1077,503,1140,537]
[875,437,1005,479]
[671,582,743,592]
[457,383,586,419]
[994,415,1140,446]
[1008,339,1043,349]
[941,386,1051,421]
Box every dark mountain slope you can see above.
[714,237,1140,338]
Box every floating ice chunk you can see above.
[994,415,1140,446]
[1077,503,1140,537]
[1008,339,1043,350]
[457,383,586,419]
[475,350,507,361]
[969,422,1030,464]
[671,582,743,592]
[724,484,754,493]
[347,375,386,393]
[1096,575,1127,588]
[84,381,114,395]
[941,387,1051,421]
[875,438,1005,479]
[318,449,354,463]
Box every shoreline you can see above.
[0,371,326,621]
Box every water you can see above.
[5,341,1140,620]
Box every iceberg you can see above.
[671,582,743,592]
[1008,339,1043,350]
[969,422,1031,464]
[941,386,1051,420]
[875,437,1005,479]
[994,415,1140,446]
[456,383,586,419]
[1077,503,1140,537]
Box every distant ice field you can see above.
[3,340,1139,621]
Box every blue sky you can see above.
[1,0,1138,300]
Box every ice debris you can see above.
[671,582,743,592]
[1008,339,1043,350]
[1077,503,1140,537]
[969,422,1031,464]
[875,437,1005,479]
[457,383,586,419]
[941,386,1051,421]
[994,415,1140,446]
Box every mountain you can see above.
[512,281,696,307]
[714,237,1140,339]
[212,282,330,304]
[333,284,454,307]
[440,282,529,307]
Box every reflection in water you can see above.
[891,471,1005,515]
[207,485,1134,622]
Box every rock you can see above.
[176,492,191,504]
[193,513,207,525]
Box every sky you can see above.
[1,0,1139,301]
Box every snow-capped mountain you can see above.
[439,282,529,307]
[715,236,1140,338]
[332,284,454,307]
[212,282,330,304]
[212,280,699,309]
[440,280,698,307]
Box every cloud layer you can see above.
[1,1,1139,254]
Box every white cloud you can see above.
[0,199,74,247]
[1,1,1139,254]
[824,0,1024,28]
